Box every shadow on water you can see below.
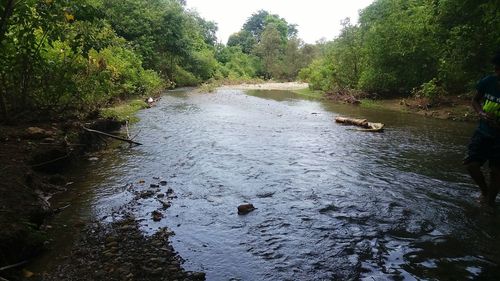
[32,88,500,280]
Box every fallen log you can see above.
[83,127,142,145]
[335,116,369,127]
[335,116,384,132]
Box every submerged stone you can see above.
[237,203,256,215]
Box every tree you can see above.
[0,0,16,45]
[254,24,283,78]
[227,30,256,54]
[329,18,362,89]
[242,10,269,40]
[193,14,218,46]
[436,0,500,92]
[357,0,439,94]
[0,0,221,122]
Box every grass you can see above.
[100,99,149,123]
[292,88,324,99]
[360,99,384,109]
[198,80,222,93]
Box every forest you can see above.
[2,1,500,279]
[1,0,499,122]
[299,0,500,100]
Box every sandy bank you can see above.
[219,82,309,91]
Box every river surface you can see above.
[40,88,500,280]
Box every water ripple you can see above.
[86,89,500,280]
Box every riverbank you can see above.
[35,206,205,281]
[219,82,476,122]
[0,97,201,280]
[218,81,309,91]
[0,118,121,279]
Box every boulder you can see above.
[237,203,256,215]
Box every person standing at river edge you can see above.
[464,53,500,209]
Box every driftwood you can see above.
[335,116,369,128]
[335,116,384,132]
[83,127,142,145]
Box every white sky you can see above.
[185,0,375,44]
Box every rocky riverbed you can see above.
[0,113,206,281]
[35,214,205,281]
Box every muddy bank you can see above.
[0,118,123,279]
[359,96,476,122]
[323,90,476,122]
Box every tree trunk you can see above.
[0,74,9,122]
[0,0,15,45]
[0,92,7,122]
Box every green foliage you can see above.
[227,30,256,54]
[216,45,260,79]
[187,49,219,80]
[241,10,297,43]
[412,78,447,104]
[358,0,439,94]
[254,24,283,79]
[88,46,163,97]
[173,65,201,87]
[298,59,335,91]
[0,0,217,121]
[225,9,310,81]
[298,0,500,97]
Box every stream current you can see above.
[41,89,500,280]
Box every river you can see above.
[38,88,500,280]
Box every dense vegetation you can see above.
[299,0,500,100]
[1,0,499,122]
[0,1,316,122]
[0,0,221,121]
[226,10,317,80]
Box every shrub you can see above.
[412,78,447,105]
[173,66,200,86]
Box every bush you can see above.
[298,59,334,91]
[173,66,200,86]
[412,78,447,105]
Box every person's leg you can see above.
[466,162,488,202]
[488,166,500,207]
[486,132,500,207]
[464,130,490,203]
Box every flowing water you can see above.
[38,89,500,280]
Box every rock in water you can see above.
[237,203,256,215]
[152,210,163,221]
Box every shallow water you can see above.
[37,89,500,280]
